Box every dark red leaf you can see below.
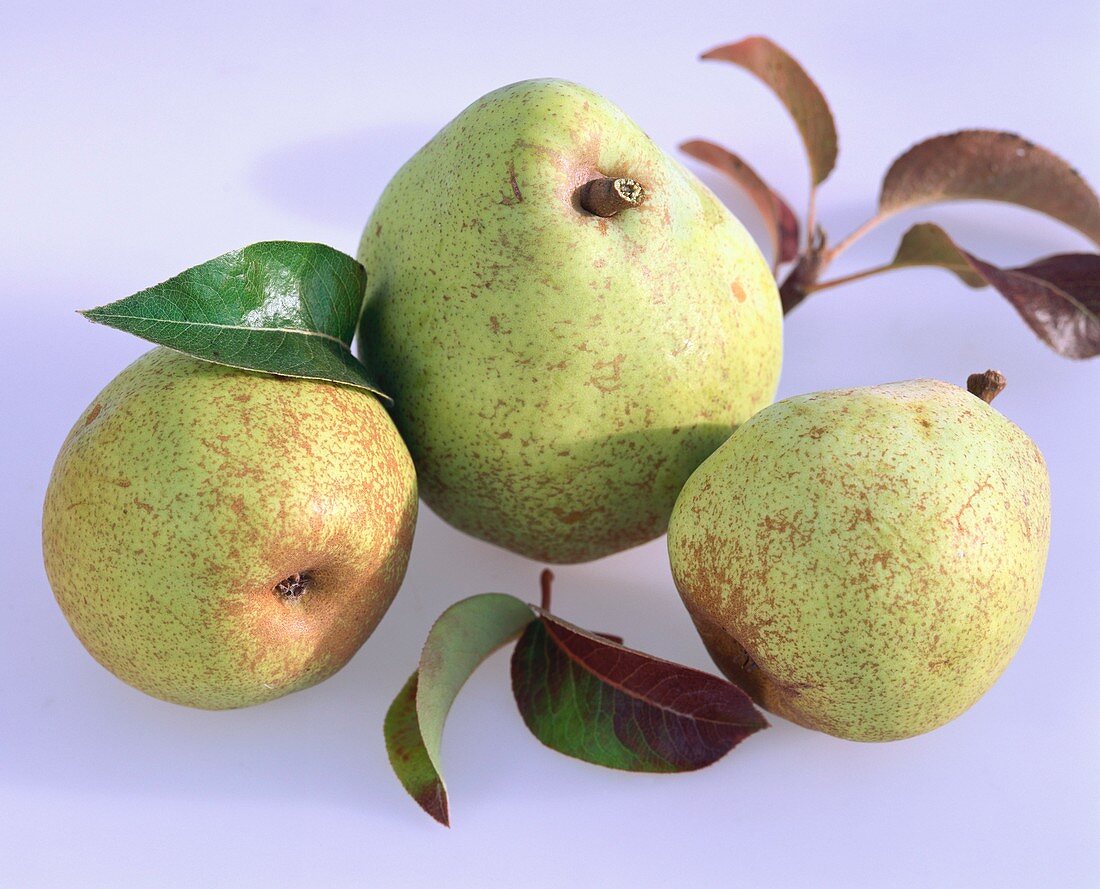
[891,223,1100,359]
[970,252,1100,360]
[681,138,801,267]
[512,611,767,772]
[702,36,838,186]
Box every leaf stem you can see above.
[806,261,898,293]
[805,187,818,250]
[825,213,887,263]
[540,569,554,612]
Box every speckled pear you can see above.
[42,348,418,709]
[358,78,782,563]
[667,376,1050,741]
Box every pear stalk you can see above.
[578,177,646,217]
[967,369,1007,404]
[540,569,554,611]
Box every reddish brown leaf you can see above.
[681,138,800,267]
[970,253,1100,359]
[879,131,1100,246]
[890,223,1100,359]
[512,610,767,772]
[702,36,838,186]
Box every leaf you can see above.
[968,253,1100,360]
[879,131,1100,247]
[511,610,768,773]
[384,593,535,826]
[889,223,1100,359]
[81,241,387,398]
[702,36,838,186]
[681,138,801,267]
[890,223,987,287]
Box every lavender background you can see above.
[3,2,1098,886]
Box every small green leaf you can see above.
[383,593,535,826]
[702,36,838,187]
[511,610,768,773]
[81,241,387,398]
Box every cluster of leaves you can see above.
[384,572,767,826]
[685,36,1100,359]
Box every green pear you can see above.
[42,348,418,709]
[358,78,782,563]
[667,374,1050,741]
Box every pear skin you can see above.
[358,78,782,563]
[668,379,1050,741]
[42,348,418,709]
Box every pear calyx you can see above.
[967,369,1007,404]
[274,572,312,601]
[578,177,646,217]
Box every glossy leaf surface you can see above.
[82,241,385,396]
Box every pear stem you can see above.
[539,569,554,612]
[578,177,646,217]
[967,369,1007,404]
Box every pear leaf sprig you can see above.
[685,35,1100,360]
[384,571,768,827]
[81,242,389,396]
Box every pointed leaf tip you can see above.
[891,223,1100,359]
[384,674,450,826]
[702,36,838,186]
[512,610,767,773]
[80,241,390,398]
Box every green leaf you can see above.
[511,610,768,773]
[383,593,535,826]
[81,241,388,398]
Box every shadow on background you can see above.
[11,497,782,818]
[248,124,437,233]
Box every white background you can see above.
[3,2,1098,886]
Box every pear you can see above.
[667,372,1050,741]
[358,78,782,563]
[42,348,418,709]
